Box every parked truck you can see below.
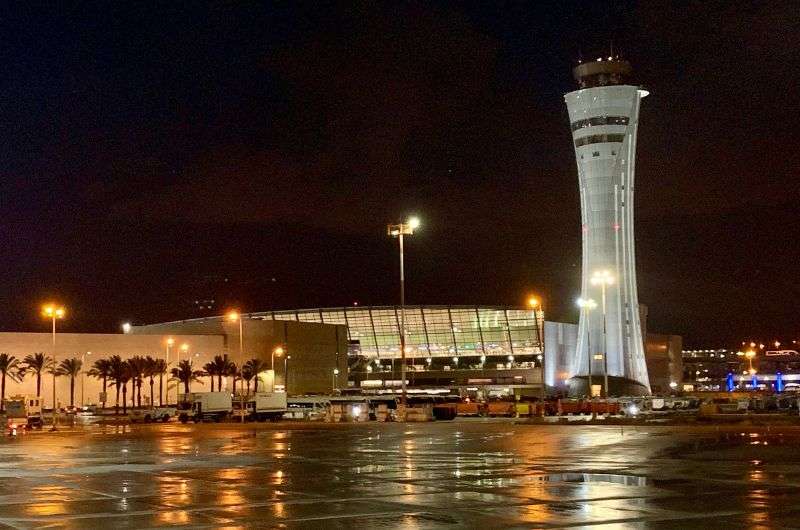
[246,392,287,422]
[4,395,44,431]
[178,392,232,423]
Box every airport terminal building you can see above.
[0,304,679,409]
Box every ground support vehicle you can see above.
[4,395,44,432]
[129,406,177,423]
[178,392,232,423]
[246,392,287,422]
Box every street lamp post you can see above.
[528,296,545,414]
[165,338,174,405]
[577,298,597,397]
[43,304,65,431]
[227,311,247,421]
[285,355,291,394]
[590,270,614,397]
[80,351,91,407]
[271,346,284,392]
[332,368,339,393]
[387,216,420,413]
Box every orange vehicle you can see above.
[456,401,481,416]
[486,401,515,417]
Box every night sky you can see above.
[2,2,798,347]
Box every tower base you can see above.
[567,375,650,398]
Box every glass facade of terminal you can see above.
[251,305,543,360]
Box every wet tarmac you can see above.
[1,420,799,528]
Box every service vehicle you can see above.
[245,392,287,421]
[129,406,177,423]
[4,395,44,432]
[178,392,232,423]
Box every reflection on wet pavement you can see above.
[1,423,800,527]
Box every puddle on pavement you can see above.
[533,472,647,486]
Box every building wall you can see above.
[544,321,578,391]
[131,318,348,394]
[644,333,683,393]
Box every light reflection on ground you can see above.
[0,422,798,527]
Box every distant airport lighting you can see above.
[590,270,614,286]
[452,356,459,364]
[749,368,757,376]
[745,350,756,359]
[576,297,597,309]
[750,342,756,348]
[227,310,239,322]
[775,341,781,348]
[166,337,175,346]
[669,381,678,389]
[736,351,745,356]
[480,355,486,363]
[759,343,765,350]
[42,305,66,319]
[121,322,132,334]
[408,216,421,230]
[527,297,539,309]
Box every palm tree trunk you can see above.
[69,376,75,407]
[159,374,163,406]
[184,378,189,394]
[36,373,41,398]
[210,377,215,392]
[115,386,120,415]
[233,377,237,395]
[1,373,5,412]
[218,373,223,391]
[122,383,128,414]
[102,376,107,409]
[149,378,154,407]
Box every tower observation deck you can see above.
[564,55,651,396]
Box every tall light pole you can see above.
[577,298,597,397]
[271,346,284,392]
[332,368,339,393]
[591,270,614,397]
[528,296,545,413]
[227,311,244,366]
[165,338,174,404]
[387,216,420,411]
[43,304,65,431]
[285,355,291,394]
[80,351,91,407]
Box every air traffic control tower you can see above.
[565,56,651,396]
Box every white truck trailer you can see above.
[178,392,232,423]
[247,392,287,422]
[4,395,44,431]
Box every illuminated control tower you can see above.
[565,56,651,396]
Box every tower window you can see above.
[592,151,600,157]
[575,134,625,148]
[571,115,629,131]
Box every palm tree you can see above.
[151,358,168,406]
[116,363,132,414]
[170,360,203,399]
[108,355,127,414]
[244,358,268,393]
[56,358,82,408]
[203,360,218,392]
[228,361,241,396]
[22,353,52,398]
[144,356,158,407]
[240,363,254,395]
[127,356,148,408]
[0,354,21,411]
[87,358,111,408]
[212,355,231,391]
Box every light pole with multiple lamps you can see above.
[42,304,65,431]
[590,270,614,397]
[387,216,420,413]
[577,298,597,397]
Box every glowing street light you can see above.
[527,294,546,413]
[387,215,420,412]
[332,368,340,392]
[42,304,65,431]
[121,322,132,334]
[745,350,756,373]
[272,345,284,372]
[590,270,614,397]
[577,297,597,397]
